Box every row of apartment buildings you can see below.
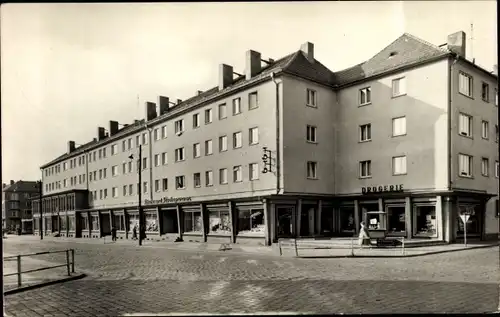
[32,30,499,246]
[2,180,39,233]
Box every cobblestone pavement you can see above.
[3,237,499,315]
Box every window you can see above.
[249,127,259,145]
[142,157,148,170]
[93,171,97,180]
[161,125,168,138]
[482,82,489,102]
[237,209,265,235]
[219,135,228,152]
[307,161,317,179]
[161,152,167,165]
[392,156,407,175]
[205,109,213,124]
[112,187,118,198]
[190,143,200,158]
[249,92,258,110]
[193,113,200,128]
[232,98,242,115]
[136,135,141,147]
[209,210,232,234]
[360,160,372,178]
[481,158,489,176]
[175,176,186,189]
[359,87,371,105]
[93,152,96,161]
[155,180,160,192]
[127,161,132,173]
[392,117,406,136]
[306,125,317,143]
[104,188,108,198]
[219,168,228,184]
[127,138,132,150]
[392,77,406,97]
[249,163,259,180]
[459,72,473,97]
[122,140,127,152]
[306,89,317,107]
[154,154,160,167]
[111,144,118,155]
[174,119,184,134]
[99,169,103,180]
[184,211,202,233]
[458,154,473,177]
[98,149,102,159]
[162,178,168,191]
[121,163,126,174]
[459,113,472,137]
[154,128,160,141]
[481,121,489,139]
[205,140,213,156]
[206,171,213,187]
[193,173,201,188]
[143,181,148,194]
[360,124,371,142]
[123,185,127,196]
[218,103,227,120]
[63,162,67,171]
[142,133,148,145]
[112,165,118,177]
[129,184,133,196]
[175,148,185,162]
[496,161,499,178]
[103,148,107,158]
[233,166,242,182]
[63,179,67,187]
[233,132,242,148]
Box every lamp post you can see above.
[129,145,144,246]
[36,180,43,240]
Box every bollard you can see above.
[17,255,22,287]
[66,250,71,276]
[278,240,282,256]
[402,237,405,256]
[71,249,75,273]
[294,238,298,257]
[351,238,354,257]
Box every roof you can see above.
[41,32,497,169]
[3,181,39,193]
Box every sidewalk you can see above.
[12,234,499,258]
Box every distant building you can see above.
[33,30,498,245]
[2,180,39,233]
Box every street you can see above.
[3,237,499,315]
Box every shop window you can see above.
[34,219,39,230]
[184,211,202,233]
[91,216,99,231]
[456,205,480,235]
[113,214,126,231]
[387,206,406,236]
[68,216,75,231]
[339,207,355,233]
[162,211,178,234]
[209,210,232,234]
[237,209,264,235]
[60,216,67,230]
[320,207,334,235]
[413,205,437,237]
[81,216,89,230]
[145,212,159,232]
[128,214,139,232]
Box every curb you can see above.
[3,273,87,295]
[296,244,499,259]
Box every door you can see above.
[276,206,294,238]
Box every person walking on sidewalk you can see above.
[132,225,138,240]
[111,226,117,242]
[358,221,371,248]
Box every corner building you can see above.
[33,31,499,245]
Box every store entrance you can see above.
[276,206,294,238]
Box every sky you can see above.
[1,1,497,184]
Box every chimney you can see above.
[10,180,14,185]
[300,42,315,63]
[93,138,97,142]
[2,183,6,189]
[145,101,157,121]
[177,99,182,105]
[158,96,170,116]
[97,127,106,141]
[219,64,234,91]
[67,140,76,154]
[109,120,119,136]
[196,90,203,96]
[447,31,466,58]
[134,120,140,125]
[245,50,262,80]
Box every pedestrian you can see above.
[132,225,138,240]
[358,221,371,248]
[111,226,117,242]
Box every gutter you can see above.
[270,72,281,195]
[449,55,459,191]
[144,124,154,201]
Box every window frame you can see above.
[219,168,228,184]
[481,157,489,177]
[175,147,185,162]
[233,165,243,183]
[359,87,372,106]
[219,135,228,152]
[233,132,243,149]
[192,113,200,128]
[193,143,201,158]
[232,98,242,115]
[175,176,186,190]
[205,170,213,187]
[359,160,372,178]
[193,173,201,188]
[481,120,489,139]
[392,155,407,176]
[306,125,317,143]
[458,71,473,98]
[306,88,317,107]
[249,163,259,181]
[458,113,473,138]
[249,127,259,145]
[458,153,473,178]
[218,103,227,120]
[205,108,213,125]
[248,91,259,110]
[392,77,406,97]
[392,116,407,137]
[205,140,213,156]
[481,82,489,102]
[359,124,372,142]
[306,161,318,179]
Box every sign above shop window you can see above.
[361,184,404,194]
[145,196,192,205]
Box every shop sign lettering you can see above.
[145,197,192,204]
[361,184,404,194]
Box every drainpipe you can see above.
[144,124,154,201]
[448,55,459,191]
[270,72,281,195]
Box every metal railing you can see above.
[278,237,406,257]
[3,249,75,288]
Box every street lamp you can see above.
[128,144,144,246]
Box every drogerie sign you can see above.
[145,197,192,204]
[362,184,404,194]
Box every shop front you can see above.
[159,207,179,241]
[206,203,232,244]
[182,204,203,242]
[233,201,266,245]
[111,209,127,239]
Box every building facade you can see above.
[33,31,499,245]
[2,180,39,233]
